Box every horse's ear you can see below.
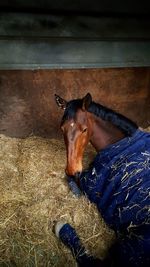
[82,93,92,110]
[55,94,67,110]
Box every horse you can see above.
[54,93,150,267]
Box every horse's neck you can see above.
[89,115,125,152]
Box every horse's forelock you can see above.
[61,99,83,125]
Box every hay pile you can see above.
[1,126,149,266]
[0,134,115,267]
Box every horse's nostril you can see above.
[65,167,81,178]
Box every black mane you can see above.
[62,99,138,136]
[88,102,138,136]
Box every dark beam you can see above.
[0,13,150,69]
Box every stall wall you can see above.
[0,67,149,138]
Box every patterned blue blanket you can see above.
[79,129,150,266]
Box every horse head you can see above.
[55,93,93,178]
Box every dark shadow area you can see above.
[0,0,150,17]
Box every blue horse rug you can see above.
[78,129,150,266]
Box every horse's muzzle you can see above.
[65,166,82,177]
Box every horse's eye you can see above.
[82,128,87,133]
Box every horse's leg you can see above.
[67,176,82,197]
[54,221,110,267]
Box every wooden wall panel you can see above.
[0,68,149,138]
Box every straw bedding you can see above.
[0,127,149,266]
[0,135,115,267]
